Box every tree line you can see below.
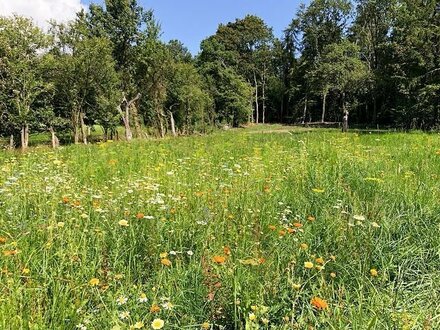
[1,0,439,149]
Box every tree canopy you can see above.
[1,0,439,148]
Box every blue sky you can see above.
[84,0,308,54]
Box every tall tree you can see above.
[199,15,273,124]
[50,19,121,144]
[0,16,50,149]
[87,0,156,140]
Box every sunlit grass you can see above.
[1,128,439,329]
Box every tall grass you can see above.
[0,128,439,329]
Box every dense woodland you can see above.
[0,0,439,149]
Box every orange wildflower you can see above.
[311,297,328,310]
[161,258,172,266]
[278,230,286,236]
[287,228,296,234]
[223,246,231,256]
[62,196,69,204]
[293,222,303,228]
[307,215,316,222]
[268,225,276,231]
[315,257,325,265]
[150,304,161,313]
[212,255,226,264]
[136,212,145,219]
[0,237,7,244]
[2,250,18,256]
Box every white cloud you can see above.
[0,0,86,29]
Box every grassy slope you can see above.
[0,127,439,329]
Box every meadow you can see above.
[1,126,439,329]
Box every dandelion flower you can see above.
[201,322,210,329]
[151,318,164,329]
[292,283,301,290]
[161,258,172,266]
[310,297,328,310]
[312,188,325,193]
[330,272,337,278]
[370,268,378,277]
[304,262,314,269]
[159,252,168,259]
[300,243,308,250]
[118,220,129,227]
[89,278,100,286]
[249,313,256,321]
[261,318,269,325]
[22,268,30,275]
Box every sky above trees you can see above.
[0,0,309,54]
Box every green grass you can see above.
[1,127,440,329]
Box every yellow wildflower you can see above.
[118,220,129,227]
[304,262,314,269]
[89,278,100,286]
[151,318,164,329]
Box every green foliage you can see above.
[0,16,51,145]
[1,0,440,146]
[200,61,253,127]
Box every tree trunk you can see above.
[21,124,29,150]
[253,71,259,124]
[156,102,166,138]
[73,112,80,144]
[131,104,144,138]
[168,111,177,137]
[49,127,60,148]
[9,134,14,149]
[103,127,108,142]
[117,93,141,142]
[302,97,308,125]
[80,112,88,145]
[262,76,266,124]
[373,94,377,125]
[321,91,327,123]
[342,92,348,132]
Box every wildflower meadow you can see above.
[1,126,440,329]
